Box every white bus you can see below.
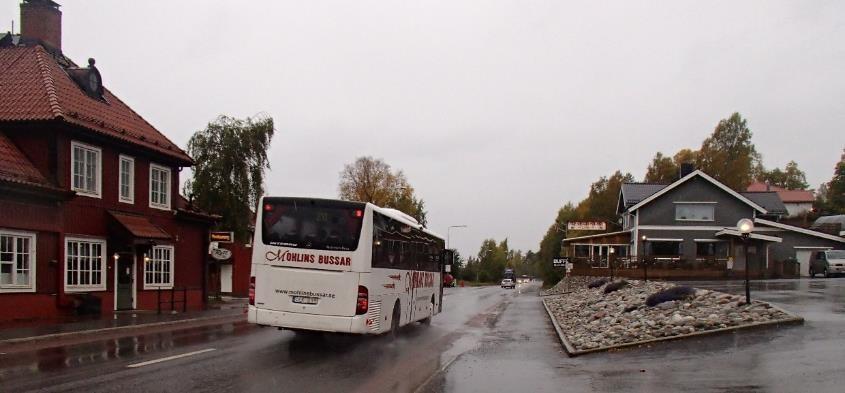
[248,197,451,335]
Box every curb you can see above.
[0,312,246,348]
[542,297,804,357]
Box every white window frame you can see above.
[149,163,172,210]
[64,236,107,292]
[118,155,135,204]
[0,229,37,293]
[674,202,716,222]
[144,245,174,289]
[70,141,102,198]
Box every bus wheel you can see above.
[420,297,434,326]
[390,303,401,339]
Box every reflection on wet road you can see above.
[430,278,845,393]
[4,278,843,392]
[0,284,525,393]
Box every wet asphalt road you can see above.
[0,285,516,393]
[429,278,845,393]
[2,279,844,392]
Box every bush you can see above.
[603,280,629,294]
[587,278,608,289]
[645,286,696,307]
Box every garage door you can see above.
[796,250,812,277]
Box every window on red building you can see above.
[65,237,106,292]
[0,230,36,292]
[149,164,171,210]
[119,155,135,203]
[145,245,174,289]
[71,141,102,198]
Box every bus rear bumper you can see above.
[248,306,372,334]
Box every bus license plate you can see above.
[292,296,319,305]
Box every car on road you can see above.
[809,250,845,278]
[501,278,515,289]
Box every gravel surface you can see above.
[544,277,795,351]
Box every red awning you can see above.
[109,211,172,240]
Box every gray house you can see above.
[562,169,845,277]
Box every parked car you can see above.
[501,278,515,289]
[443,273,457,287]
[809,250,845,278]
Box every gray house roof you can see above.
[741,192,788,216]
[618,183,668,213]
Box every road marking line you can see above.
[126,348,216,368]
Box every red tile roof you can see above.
[109,211,172,240]
[746,182,815,203]
[0,45,192,165]
[0,130,54,189]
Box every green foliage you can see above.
[184,114,275,242]
[696,112,762,190]
[582,171,635,223]
[820,150,845,214]
[536,203,579,286]
[338,156,428,225]
[644,152,678,183]
[757,160,809,190]
[672,149,698,168]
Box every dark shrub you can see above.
[623,305,639,313]
[587,278,608,289]
[603,280,629,294]
[645,286,696,307]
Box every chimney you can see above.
[679,162,695,179]
[20,0,62,52]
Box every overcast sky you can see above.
[5,0,843,257]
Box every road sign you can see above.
[553,257,570,268]
[210,231,234,243]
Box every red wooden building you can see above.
[0,0,216,323]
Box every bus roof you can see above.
[369,203,444,240]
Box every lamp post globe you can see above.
[736,218,754,304]
[737,218,754,235]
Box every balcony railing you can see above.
[571,256,729,270]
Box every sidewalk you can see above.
[0,298,248,348]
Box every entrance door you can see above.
[116,255,134,310]
[220,264,233,293]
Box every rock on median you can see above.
[543,277,799,352]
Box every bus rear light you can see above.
[249,276,256,305]
[355,285,368,315]
[354,209,363,218]
[263,204,273,212]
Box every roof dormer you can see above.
[66,58,104,99]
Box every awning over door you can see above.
[109,211,172,243]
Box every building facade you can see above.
[0,0,215,323]
[562,170,845,278]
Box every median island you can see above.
[541,277,803,356]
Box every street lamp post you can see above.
[608,246,615,280]
[447,225,468,250]
[640,235,648,282]
[737,218,754,304]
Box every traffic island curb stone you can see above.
[542,296,803,357]
[0,313,246,351]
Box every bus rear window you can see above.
[261,199,365,251]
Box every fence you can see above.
[567,257,798,280]
[157,287,191,314]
